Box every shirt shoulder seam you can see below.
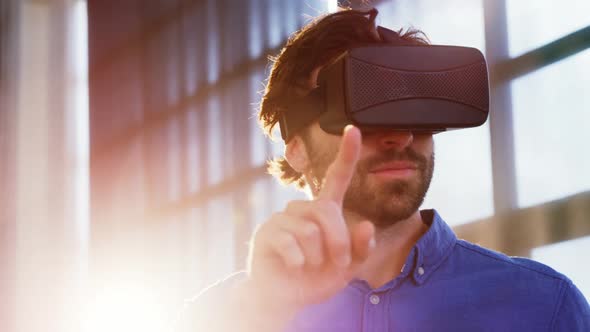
[549,278,569,332]
[455,240,565,281]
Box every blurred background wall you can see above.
[1,0,589,331]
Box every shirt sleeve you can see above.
[551,279,590,331]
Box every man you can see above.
[175,8,590,332]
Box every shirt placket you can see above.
[360,249,416,332]
[362,290,388,332]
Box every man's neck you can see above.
[345,210,429,289]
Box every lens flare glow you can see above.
[82,284,168,332]
[327,0,339,13]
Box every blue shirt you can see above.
[284,210,590,332]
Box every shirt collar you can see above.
[404,209,457,285]
[349,209,457,292]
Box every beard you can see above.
[305,140,434,229]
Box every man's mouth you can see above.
[369,161,418,178]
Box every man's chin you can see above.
[372,178,415,197]
[343,192,416,226]
[343,171,429,223]
[364,184,426,225]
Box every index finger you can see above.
[318,125,361,204]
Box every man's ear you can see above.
[284,135,310,173]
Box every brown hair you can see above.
[258,8,429,189]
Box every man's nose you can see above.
[375,130,414,150]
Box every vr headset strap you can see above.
[278,26,400,142]
[279,87,325,142]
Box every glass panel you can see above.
[220,82,237,178]
[532,236,590,299]
[377,0,493,225]
[284,0,300,34]
[512,51,590,207]
[167,115,182,201]
[422,125,494,225]
[186,106,200,193]
[164,22,180,106]
[249,70,268,166]
[376,0,486,51]
[249,0,264,58]
[207,94,223,185]
[206,0,219,84]
[183,9,197,96]
[267,0,283,49]
[145,124,168,204]
[145,27,171,113]
[507,0,590,57]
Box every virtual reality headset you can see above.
[278,28,490,142]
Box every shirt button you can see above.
[418,266,425,276]
[369,294,380,305]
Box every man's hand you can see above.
[238,125,375,329]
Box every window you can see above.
[185,107,201,193]
[249,70,268,166]
[207,95,223,185]
[512,51,590,207]
[532,236,590,299]
[507,0,590,56]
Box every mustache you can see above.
[358,147,428,173]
